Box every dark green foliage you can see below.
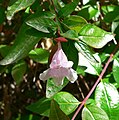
[0,0,119,120]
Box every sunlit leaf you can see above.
[103,6,119,23]
[29,48,49,64]
[46,78,69,98]
[6,0,36,20]
[78,52,102,75]
[49,100,70,120]
[63,15,87,33]
[113,58,119,85]
[95,82,119,120]
[75,41,97,63]
[53,92,80,115]
[26,17,57,33]
[78,5,99,20]
[79,24,116,48]
[82,105,109,120]
[61,30,79,40]
[0,24,48,65]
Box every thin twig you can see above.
[79,75,90,92]
[76,80,85,99]
[72,43,119,120]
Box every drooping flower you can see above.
[39,42,78,85]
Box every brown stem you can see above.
[72,43,119,120]
[79,75,90,92]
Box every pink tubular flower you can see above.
[39,42,78,86]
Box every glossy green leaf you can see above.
[61,30,79,40]
[82,105,109,120]
[26,17,57,33]
[78,5,99,20]
[26,97,51,117]
[6,0,36,20]
[58,0,80,18]
[78,52,102,75]
[49,100,70,120]
[75,41,97,63]
[111,20,119,39]
[29,48,49,64]
[95,82,119,120]
[102,5,116,14]
[113,58,119,85]
[46,78,69,98]
[63,15,87,33]
[0,24,48,65]
[76,66,86,75]
[111,21,119,33]
[103,6,119,23]
[79,24,115,48]
[11,60,27,85]
[53,92,80,115]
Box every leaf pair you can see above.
[26,92,80,119]
[82,82,119,120]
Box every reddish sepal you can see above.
[55,37,68,42]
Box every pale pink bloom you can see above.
[39,42,78,85]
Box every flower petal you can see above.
[63,61,73,68]
[48,67,69,78]
[66,68,78,83]
[53,77,64,86]
[39,69,50,81]
[50,43,68,68]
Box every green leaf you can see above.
[49,100,70,120]
[78,5,99,20]
[82,105,109,120]
[76,66,86,76]
[113,58,119,85]
[52,0,65,12]
[62,40,79,70]
[46,78,69,98]
[102,5,116,14]
[53,92,80,115]
[6,0,36,20]
[61,30,79,40]
[0,24,48,65]
[26,97,51,117]
[29,48,49,64]
[75,41,97,63]
[13,114,41,120]
[103,6,119,23]
[11,60,27,85]
[0,6,5,24]
[0,45,11,57]
[79,24,115,48]
[58,0,80,18]
[78,52,102,75]
[63,15,87,33]
[95,82,119,120]
[26,17,57,33]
